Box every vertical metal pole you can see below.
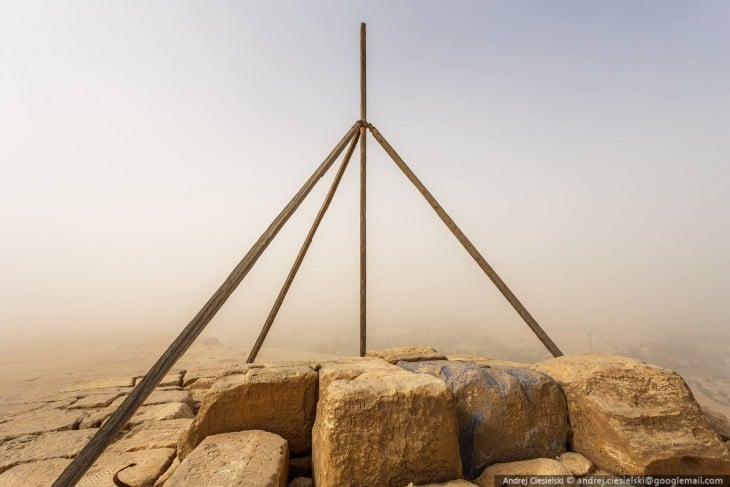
[359,22,367,357]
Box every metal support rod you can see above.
[359,22,367,357]
[52,122,361,487]
[368,123,564,358]
[247,130,361,363]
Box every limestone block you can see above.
[366,346,446,364]
[77,447,176,486]
[179,365,317,458]
[0,407,85,440]
[399,360,567,478]
[534,354,730,474]
[312,368,462,487]
[0,458,71,487]
[166,431,288,487]
[0,429,96,474]
[108,419,193,453]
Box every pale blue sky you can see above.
[1,2,728,356]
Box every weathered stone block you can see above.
[366,346,446,364]
[0,429,96,474]
[78,447,176,486]
[317,357,399,398]
[108,418,193,453]
[534,354,730,474]
[399,360,567,479]
[0,407,85,441]
[179,365,317,458]
[0,458,71,487]
[167,431,288,487]
[313,368,462,487]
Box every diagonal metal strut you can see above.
[368,123,563,358]
[247,129,361,363]
[52,121,362,487]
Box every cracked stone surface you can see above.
[61,377,135,392]
[179,365,317,458]
[0,407,85,441]
[80,400,193,429]
[67,389,130,409]
[0,429,96,474]
[108,418,193,453]
[78,447,176,487]
[143,389,193,408]
[0,457,71,486]
[167,431,288,486]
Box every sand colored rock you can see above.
[81,398,193,429]
[79,395,126,428]
[312,368,462,487]
[0,407,85,440]
[366,346,446,364]
[183,375,218,413]
[179,364,317,458]
[219,362,264,377]
[317,357,399,397]
[78,447,176,486]
[143,389,193,408]
[154,457,180,486]
[167,431,288,487]
[448,354,531,368]
[67,388,130,409]
[129,402,194,426]
[702,406,730,441]
[0,457,71,487]
[558,452,594,476]
[0,448,175,486]
[61,376,135,392]
[0,429,96,474]
[184,375,217,391]
[475,458,573,487]
[399,360,567,478]
[534,354,730,474]
[183,367,223,387]
[1,400,57,419]
[134,372,184,388]
[108,418,193,453]
[289,478,313,487]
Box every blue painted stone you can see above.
[397,359,567,480]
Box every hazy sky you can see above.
[1,1,728,356]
